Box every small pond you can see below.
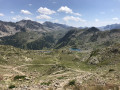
[69,48,81,51]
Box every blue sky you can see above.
[0,0,120,27]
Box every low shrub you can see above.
[14,75,26,81]
[9,85,16,89]
[41,81,51,86]
[68,80,76,86]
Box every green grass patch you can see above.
[57,76,66,80]
[14,75,26,81]
[41,81,51,86]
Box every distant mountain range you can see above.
[0,20,74,37]
[79,24,120,31]
[0,20,120,37]
[98,23,120,30]
[0,20,120,50]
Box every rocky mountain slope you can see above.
[0,20,74,50]
[0,31,51,49]
[0,20,73,37]
[1,20,120,50]
[0,20,24,37]
[56,27,120,50]
[87,44,120,65]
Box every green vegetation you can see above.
[68,80,76,86]
[109,69,115,72]
[0,31,55,50]
[57,76,66,80]
[41,81,51,86]
[8,85,16,89]
[14,75,26,81]
[64,79,80,90]
[90,49,100,57]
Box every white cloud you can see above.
[28,4,32,6]
[36,15,52,20]
[95,19,99,22]
[12,15,21,21]
[112,17,119,21]
[37,7,56,15]
[0,13,4,16]
[21,10,32,15]
[58,6,81,16]
[10,11,14,14]
[58,6,73,14]
[24,17,32,20]
[12,16,32,21]
[73,13,81,16]
[12,17,17,20]
[63,16,86,22]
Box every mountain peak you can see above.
[17,20,42,25]
[87,27,100,32]
[43,21,53,24]
[16,20,44,30]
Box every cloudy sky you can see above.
[0,0,120,27]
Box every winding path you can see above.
[0,64,56,75]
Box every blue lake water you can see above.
[69,48,81,51]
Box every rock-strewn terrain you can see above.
[0,45,120,90]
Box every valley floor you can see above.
[0,45,120,90]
